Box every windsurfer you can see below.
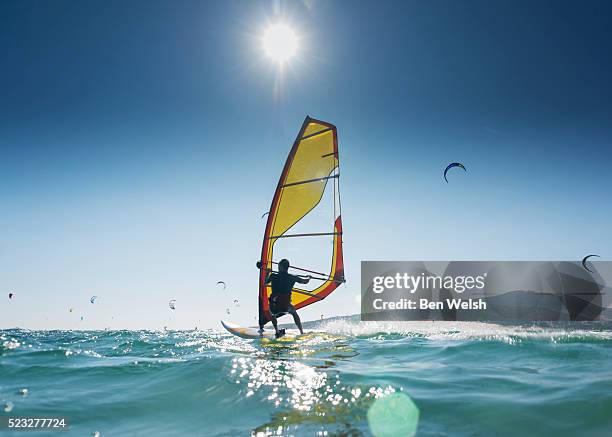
[260,258,310,338]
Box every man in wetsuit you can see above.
[262,258,310,338]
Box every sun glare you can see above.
[262,24,297,64]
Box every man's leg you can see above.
[268,298,280,335]
[289,307,304,334]
[269,313,279,334]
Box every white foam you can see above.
[319,319,612,342]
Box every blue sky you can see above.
[2,0,611,329]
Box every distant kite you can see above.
[217,281,227,290]
[261,212,269,219]
[444,162,467,183]
[582,254,600,273]
[169,299,176,310]
[8,293,13,299]
[90,296,98,304]
[80,316,84,321]
[69,308,74,313]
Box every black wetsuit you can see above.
[267,272,305,315]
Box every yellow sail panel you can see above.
[285,132,337,185]
[302,122,333,137]
[270,129,337,238]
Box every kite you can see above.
[582,254,600,273]
[444,162,467,183]
[169,299,176,310]
[8,293,13,299]
[90,296,98,304]
[217,281,227,290]
[233,299,240,307]
[69,308,74,313]
[261,212,269,219]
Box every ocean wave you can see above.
[317,318,612,343]
[1,322,611,436]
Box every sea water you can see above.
[1,318,612,436]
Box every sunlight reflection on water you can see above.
[224,333,398,436]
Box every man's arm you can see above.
[257,262,273,284]
[294,275,311,284]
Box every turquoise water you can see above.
[1,319,612,436]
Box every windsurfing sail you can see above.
[258,116,345,327]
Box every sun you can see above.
[262,24,298,64]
